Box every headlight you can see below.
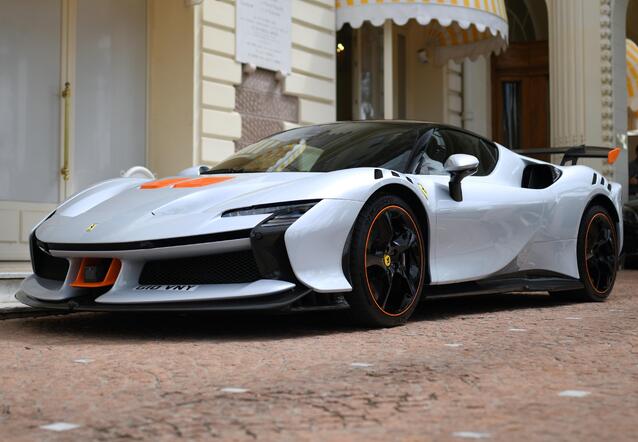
[222,200,319,227]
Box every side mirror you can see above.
[444,154,479,202]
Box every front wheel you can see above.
[551,205,618,302]
[346,195,426,327]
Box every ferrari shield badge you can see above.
[85,223,97,232]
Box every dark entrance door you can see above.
[491,41,549,159]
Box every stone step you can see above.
[0,279,28,310]
[0,261,32,277]
[0,262,33,311]
[0,271,31,280]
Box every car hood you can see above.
[35,172,358,244]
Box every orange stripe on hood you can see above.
[172,176,234,188]
[140,177,190,189]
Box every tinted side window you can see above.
[210,122,424,173]
[416,131,449,175]
[437,130,498,176]
[308,125,419,172]
[478,140,499,174]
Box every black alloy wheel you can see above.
[347,195,426,327]
[551,205,618,302]
[584,212,617,294]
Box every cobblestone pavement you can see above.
[1,272,637,441]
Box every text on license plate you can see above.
[134,285,199,292]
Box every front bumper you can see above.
[21,198,364,311]
[21,225,308,311]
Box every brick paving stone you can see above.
[0,271,637,441]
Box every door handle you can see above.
[60,82,71,182]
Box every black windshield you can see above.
[206,122,427,173]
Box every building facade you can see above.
[0,0,636,260]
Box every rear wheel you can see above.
[346,195,426,327]
[551,205,618,302]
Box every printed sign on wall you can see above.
[236,0,291,74]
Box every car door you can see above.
[410,128,548,284]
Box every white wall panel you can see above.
[0,210,20,243]
[291,48,335,80]
[285,73,335,102]
[0,0,61,204]
[202,0,234,30]
[291,23,335,55]
[202,53,242,84]
[299,99,335,124]
[202,81,236,110]
[203,25,235,57]
[74,0,147,191]
[292,0,335,31]
[201,137,236,163]
[202,109,242,139]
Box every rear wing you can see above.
[514,145,621,166]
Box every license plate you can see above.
[134,285,199,292]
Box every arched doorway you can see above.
[491,0,549,156]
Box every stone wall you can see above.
[234,69,299,150]
[197,0,336,163]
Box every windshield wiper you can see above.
[201,168,247,174]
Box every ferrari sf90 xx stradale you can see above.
[17,122,623,327]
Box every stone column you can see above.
[547,0,598,147]
[610,0,629,196]
[383,20,394,120]
[546,0,629,196]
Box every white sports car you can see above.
[17,121,623,327]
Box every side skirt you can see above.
[425,274,583,299]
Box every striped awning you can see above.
[335,0,508,65]
[628,39,638,112]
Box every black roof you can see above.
[307,120,496,145]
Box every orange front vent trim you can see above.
[607,147,621,165]
[71,258,121,288]
[172,176,234,188]
[140,177,190,189]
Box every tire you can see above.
[550,205,619,302]
[346,194,426,327]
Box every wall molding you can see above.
[600,0,614,146]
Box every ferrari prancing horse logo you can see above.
[383,254,392,267]
[86,223,97,232]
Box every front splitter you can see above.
[15,287,311,313]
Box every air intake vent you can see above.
[139,250,261,285]
[30,235,69,282]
